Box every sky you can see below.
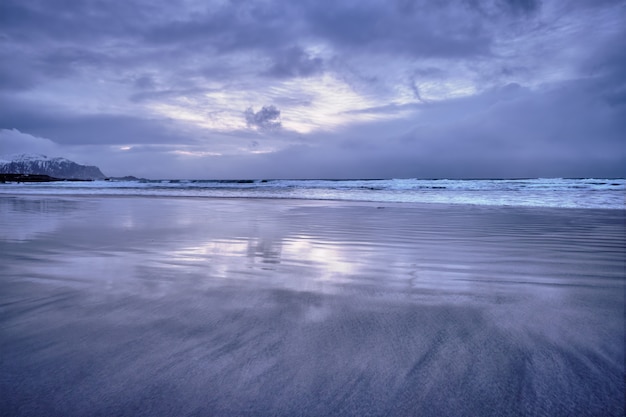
[0,0,624,179]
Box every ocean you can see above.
[1,177,624,209]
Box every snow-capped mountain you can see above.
[0,154,106,179]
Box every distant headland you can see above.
[0,154,106,182]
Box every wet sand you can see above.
[0,196,624,416]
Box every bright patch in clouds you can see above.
[150,73,414,135]
[170,149,222,157]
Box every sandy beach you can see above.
[0,195,624,416]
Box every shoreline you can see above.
[0,192,624,212]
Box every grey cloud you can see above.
[144,3,292,54]
[245,106,282,131]
[0,0,510,60]
[0,0,147,42]
[228,75,625,179]
[401,78,625,177]
[129,87,209,103]
[465,0,542,17]
[0,128,61,157]
[39,115,187,146]
[0,0,623,179]
[340,102,420,117]
[605,87,626,107]
[505,0,542,14]
[0,62,36,91]
[41,48,108,76]
[0,0,557,96]
[412,67,447,78]
[267,47,323,78]
[133,74,157,90]
[0,95,190,146]
[303,2,493,58]
[15,68,622,180]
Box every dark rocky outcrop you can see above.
[0,173,94,183]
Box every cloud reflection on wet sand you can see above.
[0,196,624,416]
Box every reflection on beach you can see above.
[0,196,83,241]
[2,195,624,299]
[168,234,357,294]
[0,196,624,417]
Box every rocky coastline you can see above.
[0,173,94,183]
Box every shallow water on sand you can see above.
[0,196,624,416]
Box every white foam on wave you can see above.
[0,178,624,209]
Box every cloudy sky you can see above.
[0,0,624,179]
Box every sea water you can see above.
[1,177,624,209]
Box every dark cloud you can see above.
[465,0,542,17]
[0,95,189,146]
[223,75,625,179]
[0,61,36,91]
[0,0,572,92]
[505,0,542,14]
[40,48,108,76]
[129,87,209,103]
[303,2,493,58]
[267,47,323,78]
[144,3,292,54]
[0,0,146,41]
[133,74,157,90]
[245,106,282,131]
